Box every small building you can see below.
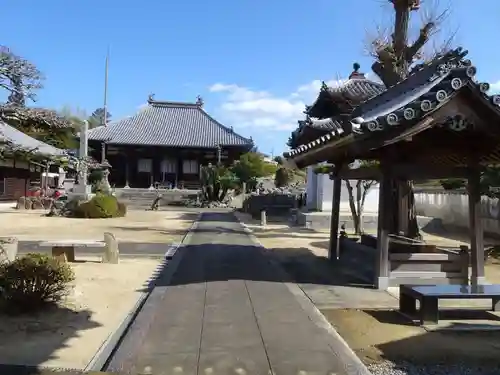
[284,47,500,288]
[0,121,65,201]
[289,64,384,212]
[87,96,253,189]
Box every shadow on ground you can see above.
[322,307,500,370]
[0,304,101,374]
[138,240,375,293]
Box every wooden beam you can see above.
[336,164,471,180]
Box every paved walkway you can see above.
[106,212,363,375]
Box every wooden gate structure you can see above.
[284,48,500,289]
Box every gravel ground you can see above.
[368,361,500,375]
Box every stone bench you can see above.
[400,284,500,325]
[39,232,119,264]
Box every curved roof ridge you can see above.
[86,99,253,148]
[148,99,200,108]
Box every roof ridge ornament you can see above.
[148,93,155,103]
[196,95,204,107]
[348,62,365,80]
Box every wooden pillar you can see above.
[376,169,392,289]
[468,165,485,285]
[328,175,342,260]
[124,154,130,188]
[397,180,409,235]
[178,158,183,188]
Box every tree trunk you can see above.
[406,181,421,239]
[346,180,362,235]
[393,1,411,62]
[355,181,364,234]
[371,1,427,239]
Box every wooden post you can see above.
[328,176,342,260]
[397,179,409,235]
[375,169,392,290]
[459,245,470,284]
[468,165,485,285]
[124,157,130,188]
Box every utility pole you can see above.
[102,47,110,163]
[103,46,109,127]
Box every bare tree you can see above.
[315,161,377,235]
[367,0,454,85]
[345,179,377,235]
[366,0,454,238]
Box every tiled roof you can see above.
[0,121,65,156]
[88,99,253,148]
[305,75,386,119]
[330,78,386,103]
[285,47,500,160]
[305,117,344,132]
[293,74,386,146]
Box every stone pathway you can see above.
[106,212,363,375]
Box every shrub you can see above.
[74,194,126,218]
[0,253,75,313]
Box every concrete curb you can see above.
[234,213,373,375]
[84,214,201,372]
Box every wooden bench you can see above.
[399,284,500,325]
[39,233,119,263]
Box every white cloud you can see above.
[209,73,500,134]
[490,80,500,94]
[208,78,345,132]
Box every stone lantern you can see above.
[100,159,112,194]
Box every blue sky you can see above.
[2,0,500,156]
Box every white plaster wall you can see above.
[306,166,317,210]
[415,192,500,234]
[363,184,380,213]
[304,164,380,213]
[315,177,379,213]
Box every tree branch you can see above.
[405,21,434,62]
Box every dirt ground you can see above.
[322,308,500,366]
[235,212,500,366]
[0,209,196,243]
[0,209,197,369]
[0,256,163,369]
[234,211,500,283]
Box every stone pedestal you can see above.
[68,184,92,201]
[103,232,119,264]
